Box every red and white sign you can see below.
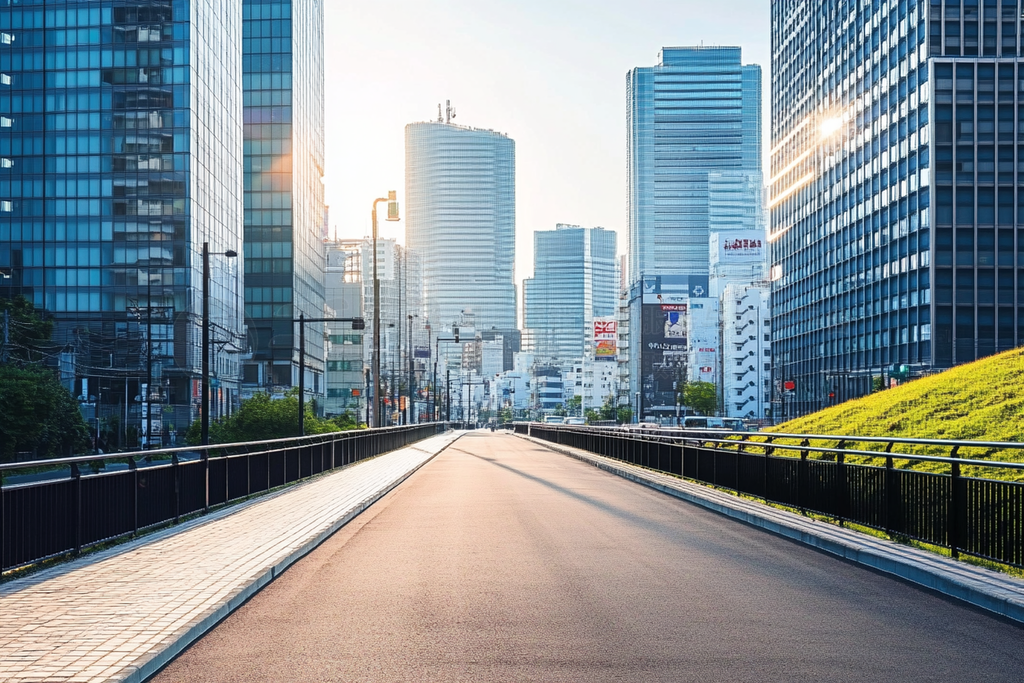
[594,320,617,338]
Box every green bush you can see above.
[185,389,364,445]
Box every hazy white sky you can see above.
[323,0,770,285]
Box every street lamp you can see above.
[294,314,365,435]
[201,241,237,446]
[371,191,400,427]
[407,313,417,424]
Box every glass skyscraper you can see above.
[405,120,516,332]
[241,0,325,401]
[770,0,1024,417]
[524,224,617,366]
[627,46,763,281]
[0,1,243,447]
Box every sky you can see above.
[323,0,771,287]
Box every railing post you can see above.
[172,454,181,524]
[798,439,810,514]
[763,436,774,503]
[884,442,897,536]
[202,447,210,513]
[71,463,82,556]
[835,440,847,526]
[128,456,139,536]
[0,476,5,572]
[949,445,962,559]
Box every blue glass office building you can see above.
[0,1,243,446]
[241,0,325,400]
[626,46,762,422]
[523,224,617,366]
[627,46,762,281]
[770,0,1024,417]
[405,121,516,332]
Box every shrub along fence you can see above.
[1,423,446,574]
[519,424,1024,569]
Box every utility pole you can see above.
[371,191,399,428]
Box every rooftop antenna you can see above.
[437,103,443,122]
[446,99,456,124]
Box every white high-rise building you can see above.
[405,117,516,332]
[721,284,770,420]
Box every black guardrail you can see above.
[521,424,1024,569]
[0,423,448,574]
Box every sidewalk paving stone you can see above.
[0,431,461,683]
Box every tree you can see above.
[598,394,618,421]
[566,395,582,416]
[0,296,90,458]
[682,381,717,415]
[616,407,633,424]
[184,389,362,445]
[584,408,600,424]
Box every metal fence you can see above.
[1,423,446,574]
[520,424,1024,569]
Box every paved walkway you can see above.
[521,432,1024,625]
[0,431,462,683]
[152,432,1024,683]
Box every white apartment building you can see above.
[721,284,771,420]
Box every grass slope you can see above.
[765,347,1024,479]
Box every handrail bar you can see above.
[529,424,1024,453]
[525,425,1024,471]
[0,423,447,473]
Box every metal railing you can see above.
[1,423,448,574]
[520,424,1024,569]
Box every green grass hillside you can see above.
[763,347,1024,479]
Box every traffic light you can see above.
[351,318,365,330]
[453,326,459,342]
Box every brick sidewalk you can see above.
[520,433,1024,626]
[0,431,462,683]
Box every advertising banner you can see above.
[641,303,687,415]
[710,231,766,267]
[593,317,618,361]
[641,274,709,305]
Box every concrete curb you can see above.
[122,432,462,683]
[518,433,1024,626]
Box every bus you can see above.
[682,416,745,431]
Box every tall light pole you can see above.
[202,242,237,446]
[371,191,399,427]
[407,313,417,424]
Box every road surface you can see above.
[154,431,1024,682]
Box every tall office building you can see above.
[627,46,762,281]
[405,116,516,332]
[626,46,762,422]
[323,239,364,419]
[770,0,1024,417]
[241,0,326,402]
[0,2,244,447]
[524,224,617,366]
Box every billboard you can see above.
[641,274,709,305]
[594,318,617,361]
[710,231,765,267]
[641,303,688,415]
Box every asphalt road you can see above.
[154,432,1024,682]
